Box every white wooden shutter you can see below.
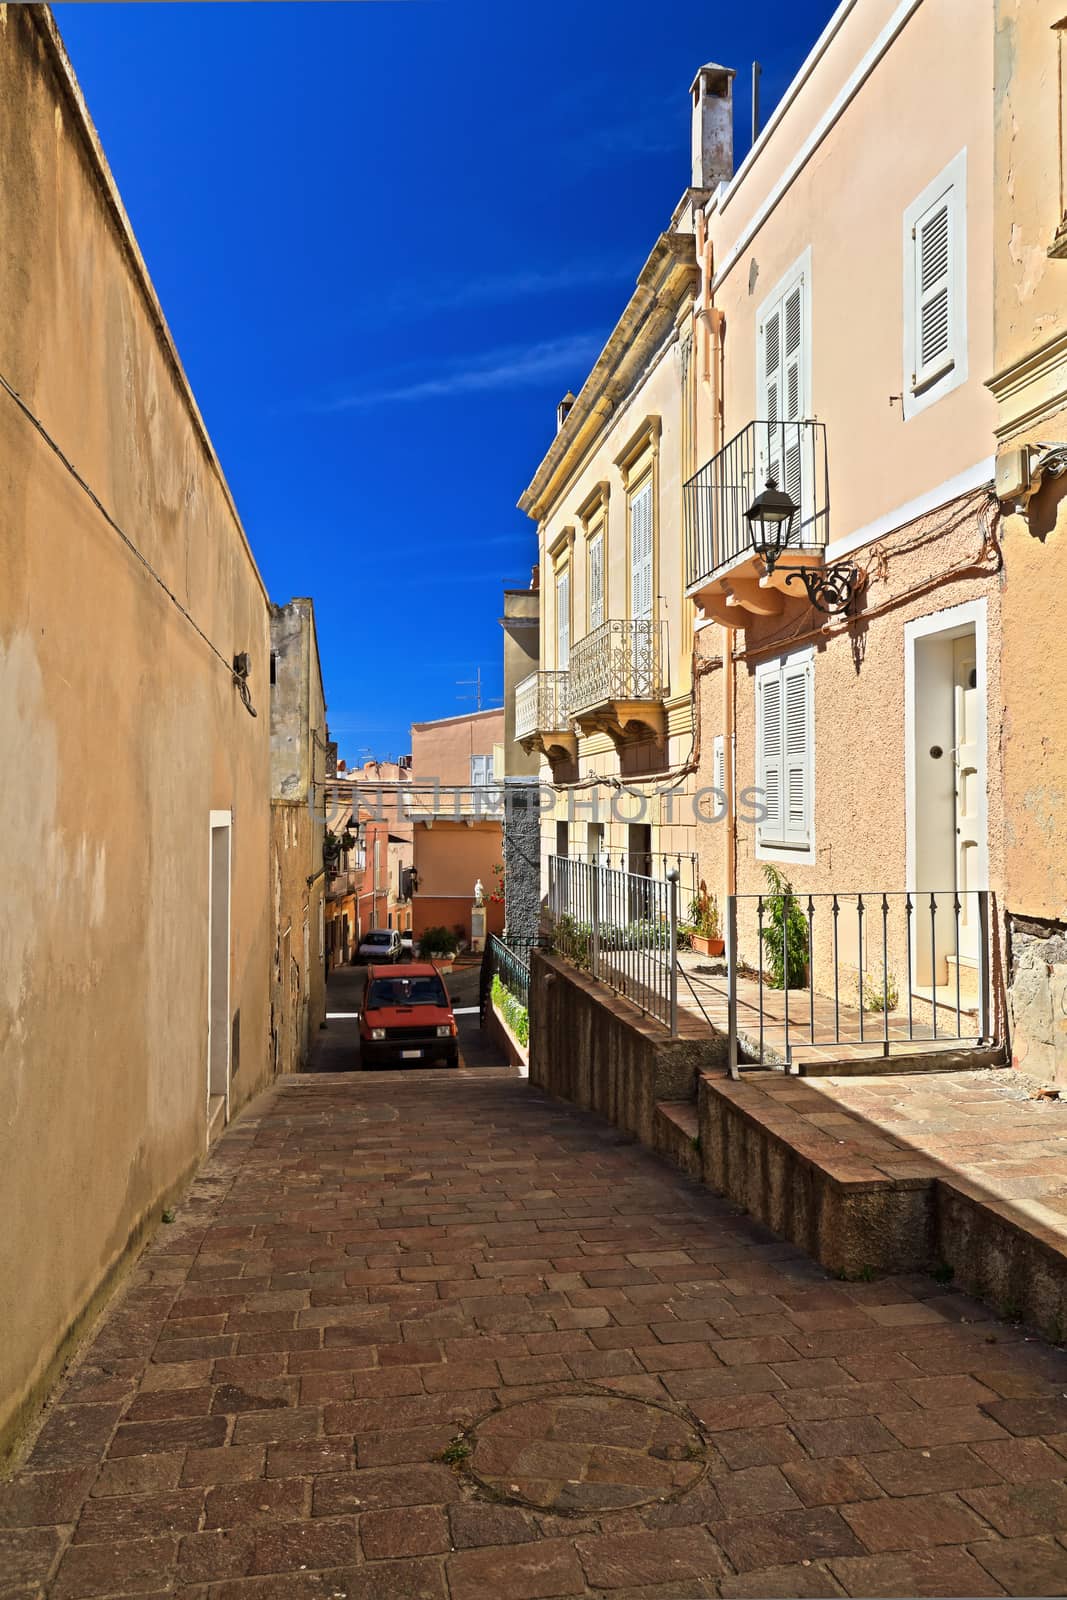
[556,569,570,669]
[470,754,491,786]
[913,196,952,389]
[782,657,812,847]
[782,285,804,507]
[713,734,725,797]
[588,531,604,630]
[761,305,783,488]
[757,666,783,844]
[630,481,653,621]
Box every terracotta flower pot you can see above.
[691,934,725,957]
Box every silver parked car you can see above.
[356,928,402,965]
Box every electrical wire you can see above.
[0,367,258,716]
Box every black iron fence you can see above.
[547,854,680,1032]
[725,888,992,1074]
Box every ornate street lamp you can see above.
[743,478,797,574]
[744,477,860,615]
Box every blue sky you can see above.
[54,0,835,764]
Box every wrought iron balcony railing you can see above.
[514,670,570,742]
[568,619,666,715]
[684,419,829,591]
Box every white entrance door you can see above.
[953,636,981,963]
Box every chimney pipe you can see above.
[752,61,762,144]
[690,63,736,190]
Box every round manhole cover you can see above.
[468,1393,706,1512]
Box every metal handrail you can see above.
[547,854,679,1033]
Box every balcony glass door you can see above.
[757,271,810,537]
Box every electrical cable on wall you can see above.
[0,367,258,716]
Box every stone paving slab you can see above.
[4,1069,1067,1597]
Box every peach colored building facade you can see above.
[409,708,506,946]
[684,0,1004,1054]
[990,0,1067,1083]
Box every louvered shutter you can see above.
[782,658,812,847]
[782,286,804,508]
[757,667,783,843]
[556,570,570,669]
[589,531,604,630]
[630,482,653,621]
[913,198,952,389]
[713,734,725,796]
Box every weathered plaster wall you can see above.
[991,0,1067,1081]
[0,9,272,1457]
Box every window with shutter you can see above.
[903,151,967,416]
[757,255,810,526]
[588,531,604,630]
[556,569,570,669]
[629,480,653,621]
[470,754,491,787]
[756,650,814,858]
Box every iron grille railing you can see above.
[724,888,992,1075]
[547,854,679,1032]
[684,419,829,590]
[568,619,667,715]
[514,670,571,742]
[480,933,534,1016]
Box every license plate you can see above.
[401,1049,422,1059]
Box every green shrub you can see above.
[419,925,458,958]
[491,974,529,1046]
[759,864,808,989]
[553,914,592,969]
[860,970,900,1012]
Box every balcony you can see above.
[514,670,575,760]
[684,420,829,621]
[568,618,667,746]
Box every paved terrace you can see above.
[4,1069,1067,1599]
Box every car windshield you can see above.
[366,977,448,1008]
[364,933,390,945]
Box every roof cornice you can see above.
[517,231,698,523]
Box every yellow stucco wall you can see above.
[0,10,273,1456]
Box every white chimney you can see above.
[556,392,576,433]
[690,63,735,190]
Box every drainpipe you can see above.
[697,218,734,911]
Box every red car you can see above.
[359,962,459,1068]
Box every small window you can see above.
[556,820,569,858]
[269,652,278,685]
[756,649,814,858]
[903,151,967,418]
[629,481,653,621]
[556,568,571,668]
[470,754,492,786]
[588,530,604,631]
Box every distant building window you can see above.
[269,651,278,685]
[556,820,569,858]
[471,754,492,786]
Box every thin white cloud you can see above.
[317,331,603,410]
[379,260,630,316]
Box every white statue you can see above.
[474,878,485,907]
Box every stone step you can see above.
[653,1100,701,1179]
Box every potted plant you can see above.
[418,925,458,972]
[686,886,724,957]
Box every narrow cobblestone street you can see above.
[6,1068,1067,1600]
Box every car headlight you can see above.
[436,1024,453,1037]
[371,1028,386,1041]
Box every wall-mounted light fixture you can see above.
[744,478,860,615]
